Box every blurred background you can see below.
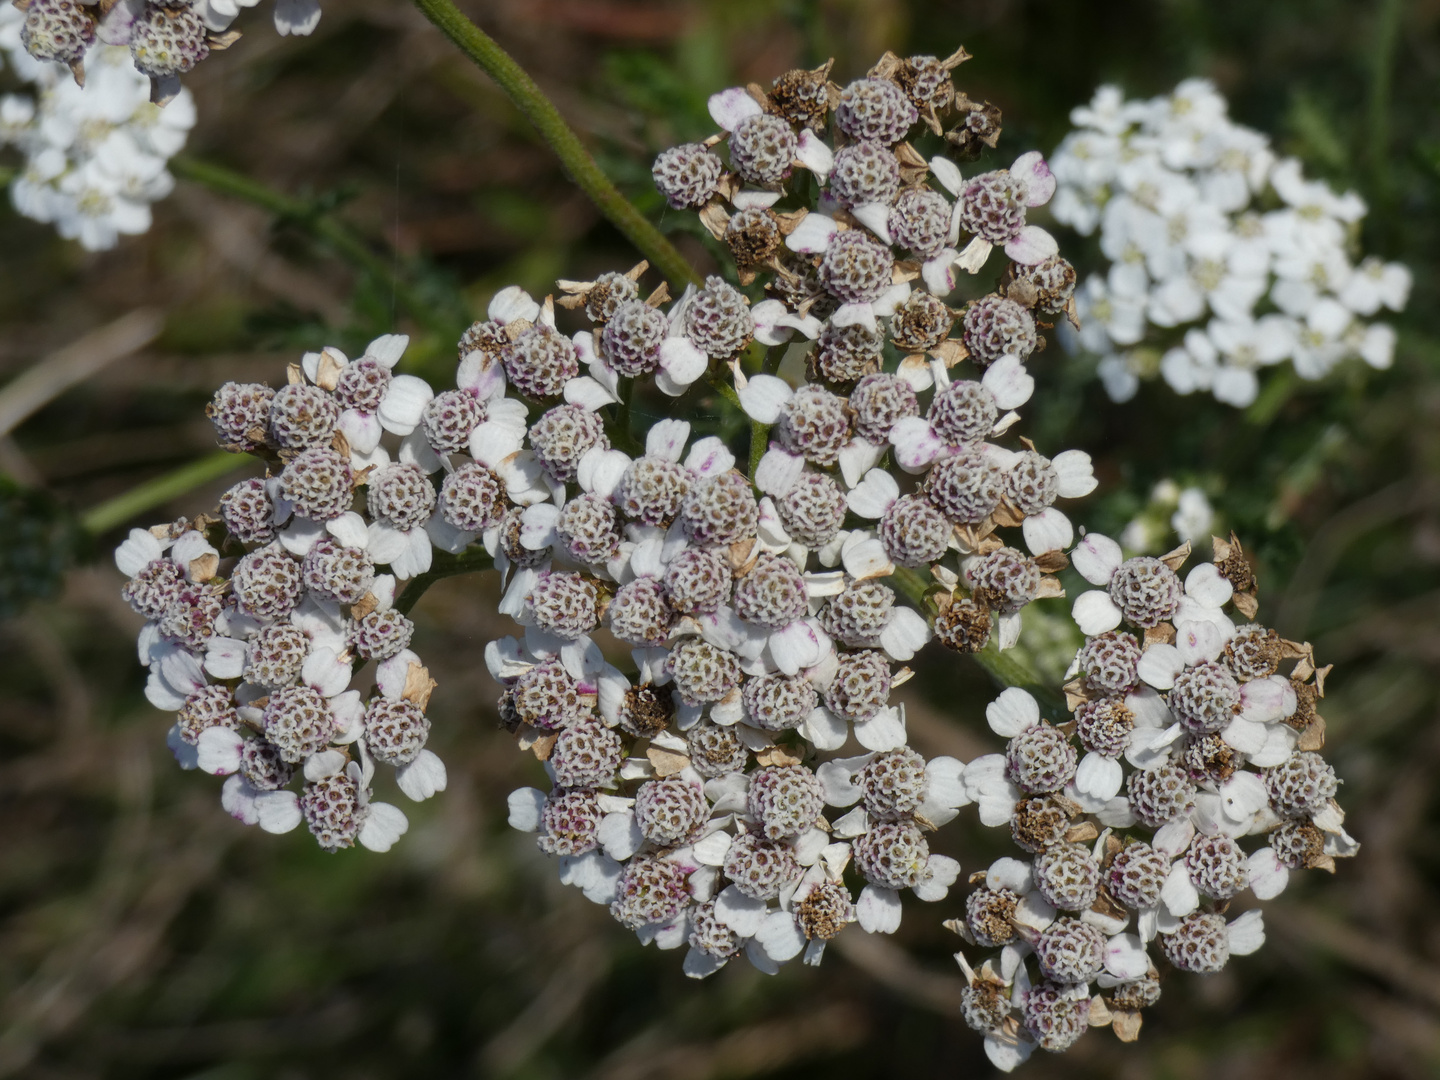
[1,0,1437,1076]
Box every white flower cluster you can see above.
[949,533,1355,1068]
[1050,79,1411,407]
[109,45,1361,1061]
[491,51,1098,982]
[1120,479,1214,554]
[0,5,194,250]
[117,333,459,854]
[11,0,318,104]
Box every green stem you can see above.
[81,451,251,535]
[396,548,496,616]
[410,0,700,288]
[886,552,1066,712]
[972,643,1066,716]
[169,156,449,335]
[748,421,770,480]
[1367,0,1404,202]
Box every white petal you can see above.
[1160,864,1200,916]
[708,86,763,130]
[1221,716,1268,756]
[1239,675,1296,724]
[986,687,1040,737]
[1075,752,1124,801]
[396,750,447,801]
[196,726,244,775]
[852,198,894,242]
[1022,507,1073,554]
[488,285,540,324]
[658,336,709,383]
[840,536,894,581]
[846,468,900,519]
[302,647,352,699]
[364,333,408,369]
[1071,532,1123,585]
[643,418,691,462]
[984,856,1032,895]
[878,607,930,661]
[754,910,807,961]
[1004,225,1059,265]
[683,436,735,477]
[929,156,964,196]
[752,446,805,497]
[800,707,850,751]
[325,510,370,549]
[768,619,830,676]
[984,1034,1034,1072]
[1051,450,1098,498]
[921,252,958,297]
[683,948,726,980]
[1185,562,1233,607]
[507,786,547,832]
[731,189,783,210]
[1247,847,1290,900]
[339,408,383,455]
[1072,590,1123,635]
[794,129,834,179]
[738,374,793,425]
[693,829,734,866]
[715,884,770,936]
[376,649,421,699]
[204,637,247,680]
[785,213,840,255]
[578,447,631,500]
[913,854,961,901]
[855,885,903,934]
[888,416,947,471]
[980,355,1035,411]
[1136,643,1185,690]
[1103,932,1150,979]
[830,301,879,332]
[115,528,163,577]
[358,802,409,852]
[854,707,907,752]
[1227,909,1265,955]
[377,375,434,435]
[255,790,302,833]
[598,811,645,861]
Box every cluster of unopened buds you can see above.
[118,333,448,853]
[1049,79,1411,407]
[11,0,318,103]
[951,532,1354,1067]
[113,46,1358,1066]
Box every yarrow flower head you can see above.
[115,332,465,854]
[0,7,195,249]
[947,531,1354,1069]
[1049,79,1411,406]
[107,38,1358,1068]
[10,0,323,103]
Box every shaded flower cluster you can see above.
[1050,80,1410,406]
[0,6,194,249]
[947,533,1354,1068]
[10,0,319,103]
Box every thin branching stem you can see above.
[410,0,701,289]
[81,451,250,535]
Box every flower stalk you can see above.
[410,0,701,288]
